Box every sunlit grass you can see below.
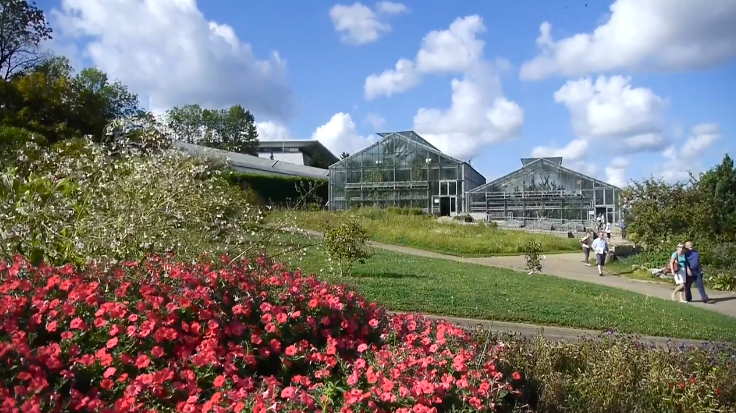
[269,208,581,256]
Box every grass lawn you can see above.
[275,236,736,342]
[270,208,581,256]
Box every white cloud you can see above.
[375,1,408,14]
[532,76,667,177]
[312,113,377,155]
[605,156,630,187]
[681,123,721,158]
[256,121,293,141]
[363,15,486,99]
[329,2,407,45]
[658,123,722,182]
[365,113,385,129]
[531,139,588,161]
[52,0,293,120]
[520,0,736,80]
[364,59,421,99]
[257,113,376,157]
[554,76,665,141]
[363,16,522,159]
[413,64,524,160]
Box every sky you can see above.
[36,0,736,186]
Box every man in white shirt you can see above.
[591,231,609,276]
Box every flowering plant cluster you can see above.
[0,255,529,413]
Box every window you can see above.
[440,182,448,195]
[449,181,457,195]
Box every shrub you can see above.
[0,138,264,266]
[323,217,372,277]
[494,331,736,413]
[0,255,529,413]
[523,241,543,274]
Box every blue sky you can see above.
[39,0,736,185]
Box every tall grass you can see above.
[272,208,582,256]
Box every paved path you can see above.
[290,228,736,318]
[390,312,713,346]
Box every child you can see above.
[670,243,688,302]
[605,222,612,240]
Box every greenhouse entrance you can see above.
[434,196,456,216]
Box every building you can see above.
[257,140,339,167]
[327,131,485,215]
[175,141,329,180]
[466,157,621,230]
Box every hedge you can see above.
[227,171,328,206]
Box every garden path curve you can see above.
[293,228,736,319]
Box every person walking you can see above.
[670,243,688,302]
[591,231,609,276]
[605,222,612,240]
[685,241,710,303]
[581,231,592,266]
[619,219,627,240]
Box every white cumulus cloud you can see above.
[51,0,293,120]
[364,15,487,99]
[365,16,523,160]
[658,123,723,182]
[520,0,736,80]
[329,2,408,45]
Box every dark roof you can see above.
[258,140,339,165]
[176,142,329,180]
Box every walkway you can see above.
[292,228,736,318]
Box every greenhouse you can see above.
[466,157,621,230]
[327,131,485,215]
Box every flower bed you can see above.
[0,255,527,413]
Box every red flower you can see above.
[512,371,522,381]
[213,375,226,388]
[105,337,118,349]
[135,355,151,369]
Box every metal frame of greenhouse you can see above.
[466,157,622,231]
[327,131,485,215]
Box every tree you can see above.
[340,152,350,159]
[166,104,259,155]
[694,154,736,241]
[0,0,53,79]
[309,151,330,169]
[2,57,142,143]
[620,178,696,247]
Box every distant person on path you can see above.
[619,219,627,240]
[605,222,612,240]
[591,231,609,276]
[581,231,592,266]
[685,241,710,303]
[670,243,688,302]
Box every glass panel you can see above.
[450,197,456,213]
[604,189,614,205]
[594,189,604,205]
[449,181,457,195]
[440,182,448,195]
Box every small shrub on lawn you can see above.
[323,217,372,277]
[523,242,543,274]
[0,255,529,413]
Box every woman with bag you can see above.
[580,231,592,266]
[670,243,688,302]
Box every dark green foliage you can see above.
[226,172,328,207]
[523,241,543,273]
[165,104,259,155]
[309,151,331,168]
[623,154,736,290]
